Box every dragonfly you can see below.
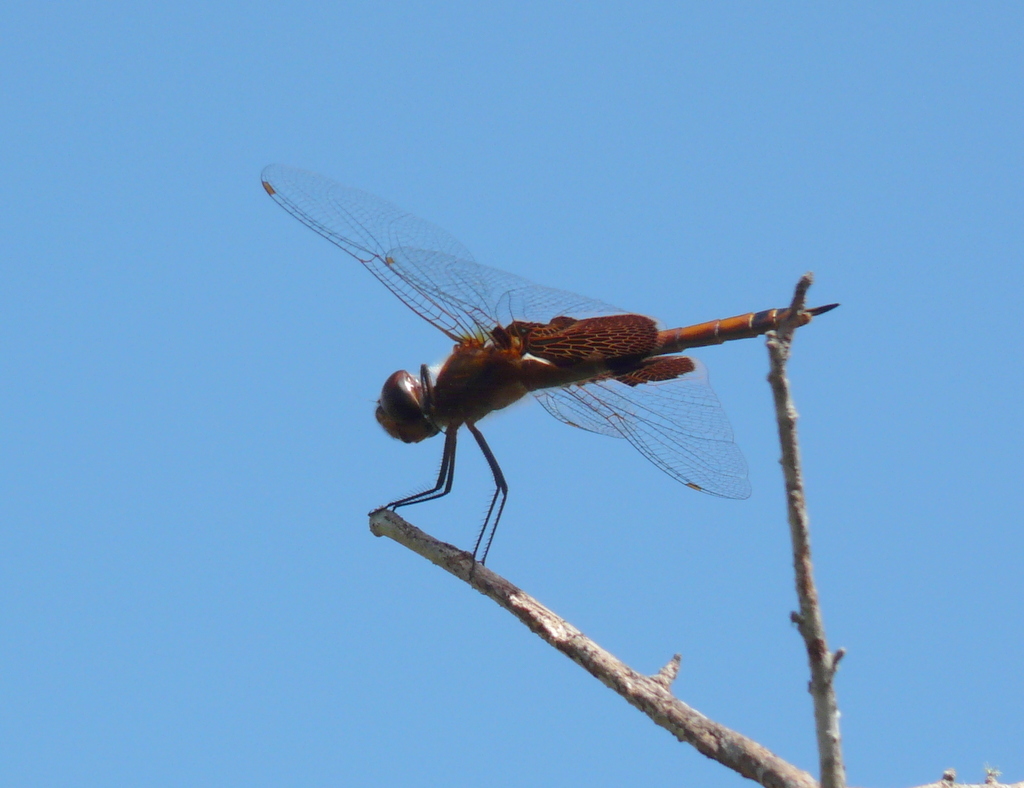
[261,165,837,564]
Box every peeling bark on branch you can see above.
[370,509,818,788]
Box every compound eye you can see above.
[378,371,423,421]
[376,370,438,443]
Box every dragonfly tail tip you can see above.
[808,302,839,317]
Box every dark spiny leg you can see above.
[478,489,508,567]
[466,423,508,565]
[388,427,458,509]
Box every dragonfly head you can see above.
[376,370,439,443]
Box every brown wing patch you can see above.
[614,356,696,387]
[514,314,659,366]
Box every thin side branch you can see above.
[909,783,1024,788]
[909,766,1023,788]
[766,273,845,788]
[370,508,818,788]
[910,784,1024,788]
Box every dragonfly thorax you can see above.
[376,370,440,443]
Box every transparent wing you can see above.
[262,164,624,340]
[532,357,751,499]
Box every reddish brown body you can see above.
[425,306,829,432]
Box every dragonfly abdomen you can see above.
[655,304,838,354]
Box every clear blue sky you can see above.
[3,3,1022,786]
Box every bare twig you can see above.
[370,508,818,788]
[908,766,1023,788]
[766,273,845,788]
[909,784,1024,788]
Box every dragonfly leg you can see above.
[466,423,508,565]
[388,427,458,509]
